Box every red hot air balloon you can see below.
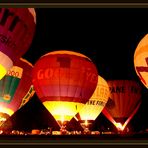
[0,8,36,79]
[0,58,34,126]
[32,50,98,134]
[102,80,142,132]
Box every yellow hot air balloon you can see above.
[134,34,148,88]
[75,75,110,134]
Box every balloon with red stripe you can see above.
[32,50,98,127]
[0,8,36,80]
[134,34,148,89]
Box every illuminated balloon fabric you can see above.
[0,8,36,79]
[134,34,148,88]
[103,80,141,125]
[77,75,109,121]
[0,58,34,118]
[32,50,98,122]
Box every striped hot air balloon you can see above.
[0,8,36,79]
[134,34,148,89]
[0,58,35,126]
[32,50,98,133]
[102,80,142,132]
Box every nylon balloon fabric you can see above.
[134,34,148,89]
[0,8,36,79]
[103,80,142,131]
[0,58,34,121]
[32,50,98,123]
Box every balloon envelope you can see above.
[134,34,148,88]
[76,75,109,122]
[32,50,98,124]
[0,8,36,79]
[0,58,34,124]
[103,80,141,131]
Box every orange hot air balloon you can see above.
[102,80,142,132]
[32,50,98,134]
[75,75,110,134]
[134,34,148,88]
[0,58,35,126]
[0,8,36,80]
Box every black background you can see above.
[4,8,148,133]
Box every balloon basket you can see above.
[57,120,69,135]
[80,120,92,135]
[60,125,68,135]
[0,113,10,127]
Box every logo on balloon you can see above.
[135,57,148,86]
[0,66,23,103]
[36,67,97,84]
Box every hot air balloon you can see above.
[0,8,36,80]
[102,80,142,133]
[134,34,148,88]
[0,58,35,127]
[32,50,98,134]
[75,75,110,134]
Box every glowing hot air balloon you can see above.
[134,34,148,89]
[32,50,98,134]
[0,58,35,126]
[0,8,36,79]
[102,80,142,132]
[75,75,110,134]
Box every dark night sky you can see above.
[4,8,148,132]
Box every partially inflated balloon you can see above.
[0,58,35,125]
[32,50,98,127]
[0,8,36,79]
[103,80,141,131]
[134,34,148,88]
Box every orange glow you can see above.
[85,120,88,126]
[0,107,14,117]
[134,34,148,88]
[103,101,141,132]
[43,101,84,122]
[43,50,91,61]
[0,117,6,122]
[28,8,36,23]
[115,122,124,131]
[20,58,33,68]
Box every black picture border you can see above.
[0,2,148,148]
[1,3,148,8]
